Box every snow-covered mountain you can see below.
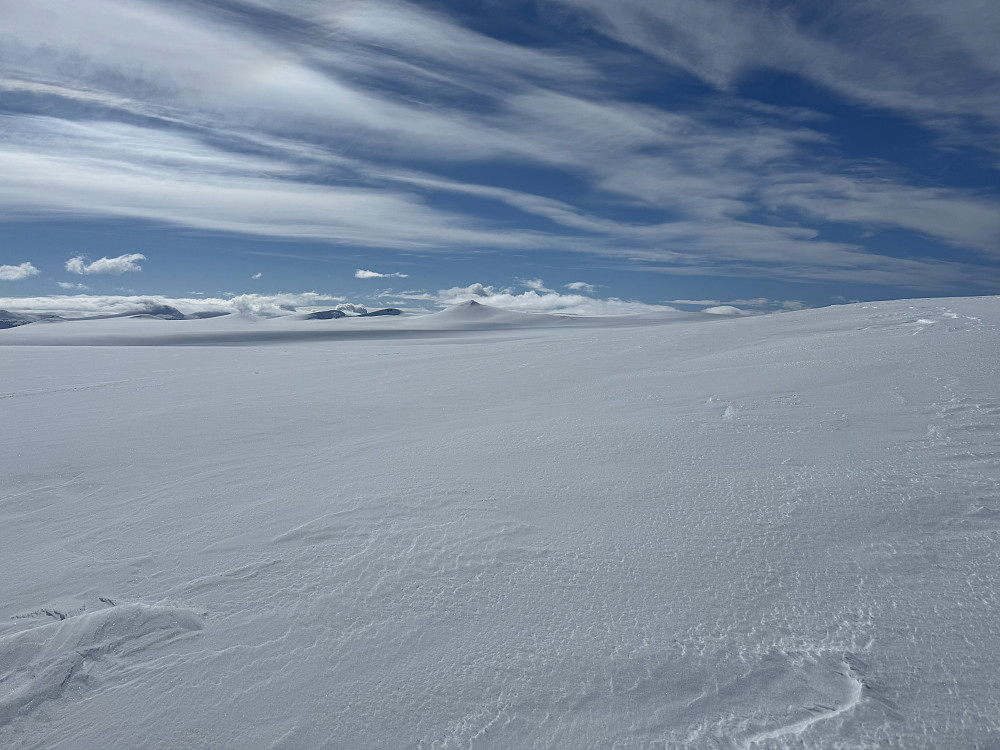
[2,296,998,748]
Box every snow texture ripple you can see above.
[1,297,999,748]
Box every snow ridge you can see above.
[0,604,202,728]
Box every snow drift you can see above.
[1,296,998,748]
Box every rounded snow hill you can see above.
[415,300,573,329]
[411,300,712,331]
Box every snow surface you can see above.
[2,296,999,748]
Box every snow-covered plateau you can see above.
[2,296,999,749]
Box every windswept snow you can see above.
[0,604,202,728]
[1,297,999,748]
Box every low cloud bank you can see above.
[0,279,776,322]
[667,297,808,314]
[385,281,679,316]
[0,292,348,319]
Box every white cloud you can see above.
[520,278,553,292]
[0,123,544,250]
[0,77,975,293]
[0,262,40,281]
[252,272,262,280]
[565,282,596,293]
[65,253,145,275]
[388,282,679,317]
[326,1,596,85]
[334,303,369,315]
[356,269,409,279]
[0,0,997,291]
[554,0,1000,150]
[57,281,90,290]
[761,175,1000,256]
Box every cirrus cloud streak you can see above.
[0,0,998,293]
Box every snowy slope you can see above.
[1,297,998,748]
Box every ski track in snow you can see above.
[1,298,999,748]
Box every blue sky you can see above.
[1,0,999,315]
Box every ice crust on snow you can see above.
[1,297,1000,748]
